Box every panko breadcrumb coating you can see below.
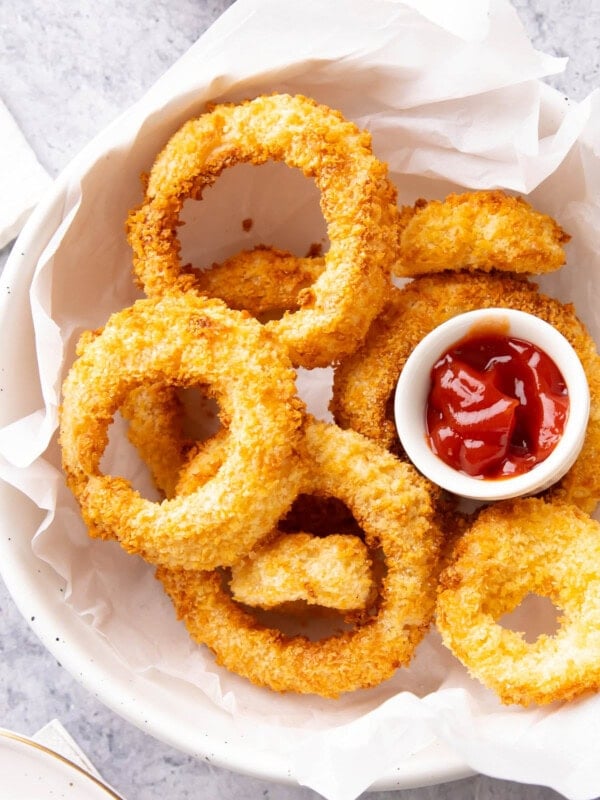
[121,384,191,500]
[126,93,399,368]
[436,497,600,706]
[395,190,570,276]
[157,418,443,697]
[230,532,375,611]
[60,293,306,570]
[196,245,325,316]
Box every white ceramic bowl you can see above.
[394,308,590,501]
[0,14,593,797]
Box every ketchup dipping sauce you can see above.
[394,308,590,502]
[425,328,569,480]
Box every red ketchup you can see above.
[425,327,569,479]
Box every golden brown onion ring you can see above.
[126,93,399,368]
[123,400,377,613]
[122,385,378,613]
[156,417,443,697]
[59,293,306,570]
[331,271,600,512]
[436,497,600,706]
[229,531,375,612]
[395,190,570,277]
[120,384,191,500]
[196,245,325,316]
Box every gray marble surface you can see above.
[1,1,600,799]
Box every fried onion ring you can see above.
[331,271,600,512]
[126,93,399,368]
[156,418,442,697]
[59,293,306,569]
[196,245,325,316]
[123,401,377,612]
[120,384,191,500]
[395,190,570,277]
[229,532,375,612]
[436,497,600,706]
[122,386,378,613]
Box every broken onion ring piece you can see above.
[229,531,375,612]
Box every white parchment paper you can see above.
[2,1,600,798]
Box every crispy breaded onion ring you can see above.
[122,398,376,612]
[59,293,306,570]
[156,418,442,697]
[122,384,378,612]
[196,245,325,316]
[229,532,374,612]
[120,384,191,500]
[395,190,570,277]
[331,271,600,512]
[126,93,399,368]
[436,497,600,706]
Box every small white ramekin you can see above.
[394,308,590,502]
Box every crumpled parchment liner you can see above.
[2,1,600,798]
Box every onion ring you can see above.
[59,293,306,570]
[436,497,600,706]
[156,417,442,697]
[229,531,375,612]
[122,387,378,613]
[195,245,325,317]
[331,271,600,512]
[120,384,192,500]
[126,93,399,368]
[395,190,570,277]
[123,403,377,612]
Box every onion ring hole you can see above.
[101,412,164,501]
[114,385,223,500]
[498,593,560,644]
[178,161,329,298]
